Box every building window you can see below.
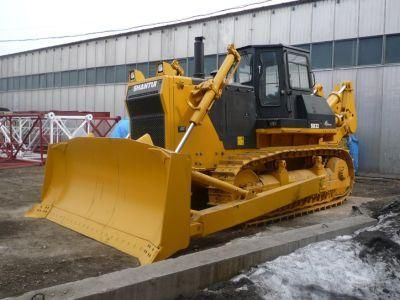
[334,39,357,68]
[105,66,115,83]
[188,57,194,76]
[86,68,96,85]
[78,70,86,85]
[14,77,20,90]
[295,44,311,52]
[149,61,159,78]
[46,73,54,88]
[136,63,149,77]
[218,54,227,67]
[96,67,106,84]
[19,76,26,90]
[54,72,61,87]
[32,75,40,89]
[69,70,78,86]
[61,71,69,87]
[39,74,46,89]
[115,65,126,83]
[1,78,7,91]
[358,36,382,66]
[311,42,333,69]
[26,75,33,89]
[385,34,400,64]
[204,55,217,76]
[7,78,14,91]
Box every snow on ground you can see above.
[195,200,400,299]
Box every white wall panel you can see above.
[52,89,61,110]
[60,47,69,71]
[12,56,19,76]
[126,35,138,63]
[24,91,32,110]
[32,53,40,74]
[45,50,54,72]
[38,50,46,73]
[314,70,333,94]
[312,0,334,42]
[19,55,26,75]
[94,86,105,112]
[77,87,86,112]
[105,39,116,66]
[251,10,271,45]
[203,20,218,55]
[359,0,384,37]
[218,17,234,54]
[334,0,359,40]
[53,48,62,72]
[104,85,115,115]
[270,7,290,44]
[114,85,127,117]
[45,89,53,111]
[38,90,46,111]
[161,28,174,60]
[68,88,77,111]
[86,42,96,68]
[332,69,357,89]
[356,67,383,172]
[60,88,69,110]
[69,45,78,70]
[115,37,126,65]
[7,58,13,76]
[379,67,400,174]
[385,0,400,34]
[0,59,4,77]
[290,3,312,44]
[149,30,162,61]
[77,43,86,69]
[95,40,106,67]
[137,32,149,63]
[174,26,188,58]
[233,14,251,48]
[31,90,39,110]
[188,23,203,55]
[85,86,95,111]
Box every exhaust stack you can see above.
[193,36,205,78]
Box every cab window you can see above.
[235,52,252,85]
[287,53,310,90]
[259,51,280,106]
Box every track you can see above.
[209,145,355,226]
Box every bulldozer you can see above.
[27,37,357,265]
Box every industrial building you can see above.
[0,0,399,175]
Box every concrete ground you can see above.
[0,166,399,298]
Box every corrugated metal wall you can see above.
[0,0,400,175]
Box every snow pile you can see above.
[197,200,400,299]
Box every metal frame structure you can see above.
[0,112,120,166]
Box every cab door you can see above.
[254,49,288,119]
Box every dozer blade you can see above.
[26,137,192,265]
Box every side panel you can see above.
[311,0,335,43]
[251,10,271,45]
[290,3,312,45]
[359,0,385,37]
[270,7,290,44]
[334,0,359,40]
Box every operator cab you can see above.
[234,44,334,129]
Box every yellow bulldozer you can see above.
[27,37,357,265]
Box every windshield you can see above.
[234,52,252,84]
[287,53,310,90]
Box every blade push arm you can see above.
[175,44,241,153]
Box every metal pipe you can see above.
[175,122,195,153]
[193,36,205,78]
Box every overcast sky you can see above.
[0,0,265,56]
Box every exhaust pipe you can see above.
[193,36,205,78]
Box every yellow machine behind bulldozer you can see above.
[27,37,357,265]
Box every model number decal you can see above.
[310,123,320,129]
